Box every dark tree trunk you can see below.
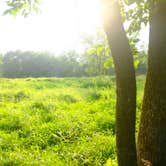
[101,1,137,166]
[138,1,166,166]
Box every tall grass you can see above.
[0,76,144,165]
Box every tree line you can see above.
[0,48,146,78]
[0,50,114,78]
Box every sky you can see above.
[0,0,102,54]
[0,0,148,54]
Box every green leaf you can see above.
[134,59,139,68]
[96,45,104,56]
[104,57,114,69]
[87,48,96,55]
[124,0,136,5]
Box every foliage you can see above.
[0,76,144,165]
[81,30,114,76]
[0,48,146,78]
[4,0,41,17]
[1,50,80,78]
[0,50,115,78]
[82,29,146,75]
[122,1,149,33]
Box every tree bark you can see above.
[138,1,166,166]
[101,1,137,166]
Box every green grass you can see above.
[0,76,144,166]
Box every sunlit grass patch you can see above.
[0,76,144,165]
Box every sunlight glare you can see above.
[0,0,102,53]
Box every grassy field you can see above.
[0,76,144,166]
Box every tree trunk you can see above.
[138,1,166,166]
[101,1,137,166]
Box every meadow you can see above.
[0,76,144,166]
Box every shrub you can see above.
[58,94,77,103]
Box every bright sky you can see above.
[0,0,102,54]
[0,0,148,54]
